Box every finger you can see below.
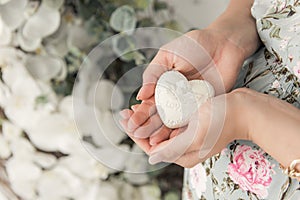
[148,118,202,165]
[131,104,140,112]
[127,99,156,132]
[119,109,134,119]
[137,50,172,100]
[149,125,172,146]
[169,127,186,139]
[173,151,202,168]
[119,119,151,154]
[133,113,163,139]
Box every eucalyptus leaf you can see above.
[109,5,137,33]
[261,18,273,31]
[154,0,168,11]
[269,26,281,39]
[164,192,179,200]
[112,34,135,56]
[134,0,152,10]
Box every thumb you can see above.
[137,51,172,100]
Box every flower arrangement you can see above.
[0,0,182,199]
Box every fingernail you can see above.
[127,119,136,132]
[149,154,162,165]
[131,104,138,111]
[136,87,143,101]
[119,110,129,119]
[149,138,157,146]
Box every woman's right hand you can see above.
[136,28,248,102]
[125,29,248,137]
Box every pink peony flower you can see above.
[227,145,275,199]
[189,163,207,198]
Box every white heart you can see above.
[155,71,215,128]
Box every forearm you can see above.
[207,0,261,58]
[243,91,300,175]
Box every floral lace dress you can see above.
[183,1,300,199]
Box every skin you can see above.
[119,0,300,181]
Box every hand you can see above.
[135,88,300,172]
[137,29,247,101]
[120,88,250,168]
[124,29,248,139]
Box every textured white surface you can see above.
[155,71,215,128]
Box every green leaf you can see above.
[112,34,135,56]
[109,5,137,32]
[154,1,168,11]
[112,34,146,63]
[269,26,281,39]
[138,17,155,27]
[261,18,273,31]
[164,192,179,200]
[161,20,181,31]
[35,95,48,105]
[134,0,152,10]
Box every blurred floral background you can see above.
[0,0,227,199]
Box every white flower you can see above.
[32,152,57,169]
[23,2,60,39]
[3,73,44,130]
[189,163,207,199]
[94,182,119,200]
[6,157,42,199]
[2,120,22,142]
[0,134,11,159]
[124,145,150,185]
[0,0,27,30]
[0,16,12,46]
[139,185,161,200]
[58,147,109,180]
[0,80,10,109]
[17,26,41,51]
[84,143,130,173]
[92,110,127,147]
[36,166,83,199]
[67,23,98,50]
[26,113,79,154]
[86,80,124,111]
[44,19,69,57]
[0,191,8,200]
[25,55,67,81]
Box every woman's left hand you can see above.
[120,88,250,168]
[121,88,300,172]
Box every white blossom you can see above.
[139,185,162,200]
[26,113,79,154]
[0,134,11,159]
[6,157,42,199]
[0,0,27,30]
[23,2,60,39]
[25,55,67,81]
[0,16,12,46]
[36,165,83,199]
[86,80,124,111]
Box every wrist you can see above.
[207,8,261,59]
[227,89,251,141]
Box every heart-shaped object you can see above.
[155,71,215,128]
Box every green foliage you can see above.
[109,5,137,32]
[57,0,180,98]
[164,192,180,200]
